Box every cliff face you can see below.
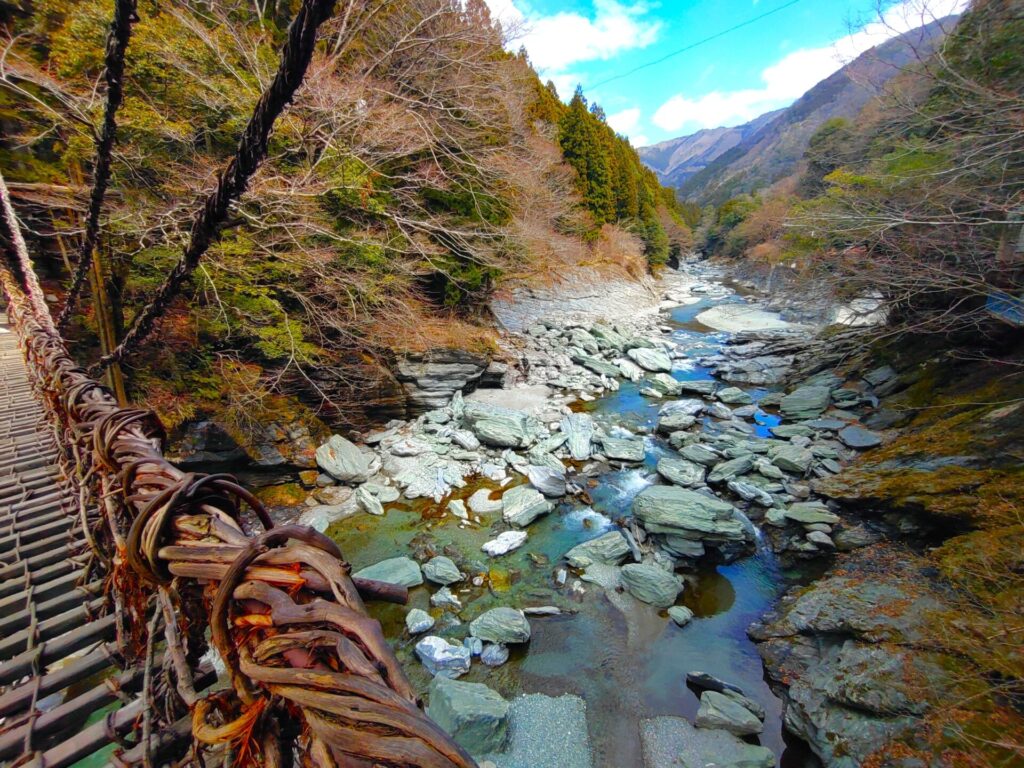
[647,17,955,205]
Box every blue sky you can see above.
[483,0,968,146]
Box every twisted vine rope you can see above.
[2,195,474,768]
[55,0,138,332]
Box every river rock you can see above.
[694,690,763,736]
[769,443,814,474]
[468,488,503,514]
[657,401,705,433]
[353,556,423,587]
[656,457,706,487]
[482,530,528,556]
[528,464,567,497]
[680,443,720,466]
[677,379,717,396]
[480,643,509,667]
[315,435,376,483]
[560,413,595,460]
[632,486,749,542]
[780,385,832,420]
[355,484,384,515]
[564,531,631,568]
[838,425,882,449]
[707,455,754,484]
[415,636,472,678]
[647,373,684,396]
[569,328,599,354]
[785,501,840,525]
[389,452,467,502]
[573,354,620,378]
[431,586,462,610]
[685,671,745,695]
[834,524,882,551]
[469,607,531,644]
[591,323,628,350]
[628,346,672,372]
[667,606,694,626]
[423,556,463,585]
[616,358,645,381]
[600,436,645,462]
[427,677,510,755]
[462,401,540,449]
[727,480,774,506]
[716,386,752,405]
[620,563,682,608]
[502,485,553,527]
[640,716,774,768]
[406,608,435,634]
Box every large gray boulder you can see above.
[573,354,621,378]
[716,386,753,405]
[838,425,882,449]
[628,346,673,372]
[680,443,720,466]
[781,385,832,420]
[695,690,763,736]
[707,455,754,484]
[462,401,540,449]
[427,677,510,755]
[632,486,749,542]
[599,436,645,462]
[560,413,595,460]
[564,531,631,568]
[415,636,472,678]
[769,443,814,474]
[785,501,840,525]
[406,608,435,634]
[502,485,553,527]
[315,434,376,483]
[528,464,567,497]
[656,457,706,487]
[620,563,682,608]
[469,607,531,644]
[352,556,423,587]
[657,399,705,433]
[423,556,463,585]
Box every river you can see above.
[322,270,824,767]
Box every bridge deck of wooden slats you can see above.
[0,313,135,768]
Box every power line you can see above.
[589,0,807,89]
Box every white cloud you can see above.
[486,0,661,74]
[607,107,641,134]
[653,0,968,133]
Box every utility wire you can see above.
[589,0,807,89]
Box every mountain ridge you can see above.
[642,16,956,205]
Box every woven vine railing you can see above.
[0,220,474,768]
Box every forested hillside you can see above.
[0,0,688,434]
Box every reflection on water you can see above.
[682,567,738,617]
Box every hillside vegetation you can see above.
[0,0,689,430]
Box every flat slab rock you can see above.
[480,694,593,768]
[640,716,774,768]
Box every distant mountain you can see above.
[637,109,783,189]
[644,16,955,205]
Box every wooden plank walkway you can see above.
[0,313,128,767]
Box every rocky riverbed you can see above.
[260,263,1003,767]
